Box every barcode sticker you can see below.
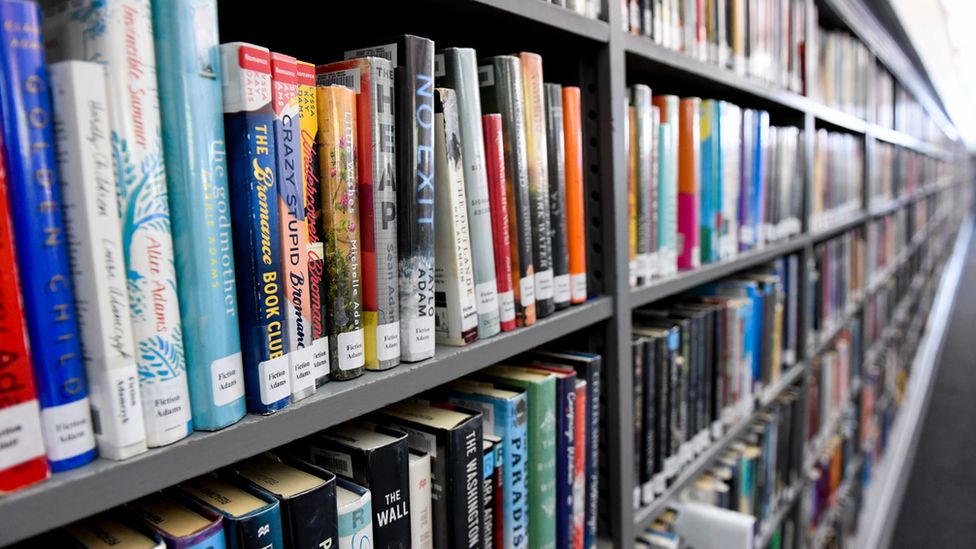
[478,66,494,87]
[344,43,397,66]
[398,425,439,458]
[311,448,354,477]
[0,400,46,470]
[318,68,361,93]
[434,54,445,77]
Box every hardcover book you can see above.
[317,57,400,371]
[518,52,555,318]
[296,60,331,385]
[343,36,436,363]
[219,42,290,414]
[652,95,679,277]
[337,479,374,549]
[60,511,164,549]
[2,0,97,470]
[128,492,227,549]
[298,422,412,549]
[49,60,148,460]
[572,378,587,549]
[482,435,500,549]
[0,144,49,492]
[632,85,654,285]
[437,48,502,337]
[678,97,702,270]
[562,87,588,304]
[271,53,315,402]
[316,85,366,380]
[479,365,557,548]
[45,0,192,447]
[408,450,433,549]
[543,83,571,309]
[480,56,536,326]
[433,88,479,346]
[482,114,518,332]
[230,453,338,549]
[375,399,485,549]
[178,474,284,549]
[152,0,246,430]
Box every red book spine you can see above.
[482,114,516,333]
[0,146,49,493]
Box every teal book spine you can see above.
[152,0,246,430]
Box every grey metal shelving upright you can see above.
[0,0,969,547]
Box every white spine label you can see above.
[41,398,96,462]
[0,400,46,471]
[210,353,245,407]
[337,329,366,371]
[289,346,317,395]
[498,290,516,323]
[520,275,536,307]
[312,338,330,380]
[553,274,571,304]
[258,355,291,405]
[476,281,499,317]
[571,274,587,301]
[408,318,435,356]
[377,321,401,362]
[535,269,554,300]
[98,366,147,446]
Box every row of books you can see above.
[809,130,863,232]
[636,387,804,549]
[805,326,861,453]
[801,412,862,546]
[631,255,801,509]
[809,230,864,343]
[625,0,808,94]
[549,0,603,18]
[0,0,593,489]
[26,348,603,549]
[865,211,905,287]
[813,28,871,120]
[625,88,803,287]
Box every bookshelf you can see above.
[0,0,970,546]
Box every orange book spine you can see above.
[677,98,701,270]
[562,87,587,304]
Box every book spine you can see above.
[397,38,436,362]
[480,57,536,326]
[627,104,637,287]
[481,114,517,332]
[438,49,501,338]
[492,442,504,549]
[47,0,193,447]
[649,106,659,279]
[0,144,49,492]
[152,0,245,431]
[572,381,587,549]
[555,377,576,548]
[409,453,434,549]
[271,53,315,401]
[562,87,587,304]
[678,98,701,270]
[296,61,330,386]
[640,340,655,503]
[448,417,484,548]
[338,481,374,549]
[528,381,557,548]
[434,88,479,346]
[543,84,570,308]
[700,100,716,264]
[49,60,148,459]
[633,86,653,285]
[367,441,412,548]
[632,339,643,507]
[482,442,496,549]
[0,0,97,471]
[220,43,290,414]
[518,53,554,318]
[317,85,366,379]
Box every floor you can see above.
[890,222,976,548]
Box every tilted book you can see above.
[128,492,227,548]
[271,53,315,401]
[45,0,191,447]
[344,36,435,363]
[482,114,517,332]
[316,85,366,380]
[408,450,433,549]
[337,478,374,549]
[50,60,148,459]
[544,83,571,309]
[518,52,555,318]
[562,87,588,304]
[480,56,536,326]
[1,0,97,471]
[433,88,479,346]
[178,474,284,549]
[317,57,400,371]
[296,60,330,386]
[437,48,501,338]
[0,144,49,492]
[152,0,246,430]
[219,42,290,414]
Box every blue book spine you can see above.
[753,111,769,245]
[220,42,290,414]
[552,375,575,549]
[699,101,715,265]
[738,109,755,251]
[711,101,722,263]
[0,0,96,472]
[153,0,245,431]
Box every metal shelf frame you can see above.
[0,0,969,546]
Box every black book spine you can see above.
[668,327,681,464]
[632,338,644,506]
[448,417,485,549]
[492,444,504,549]
[653,336,668,478]
[543,83,570,310]
[694,314,705,436]
[640,336,655,502]
[678,320,690,454]
[687,316,700,437]
[281,457,338,549]
[705,308,718,427]
[368,439,413,548]
[482,442,496,549]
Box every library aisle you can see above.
[893,219,976,548]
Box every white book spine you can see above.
[45,0,191,447]
[409,452,434,549]
[50,60,148,461]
